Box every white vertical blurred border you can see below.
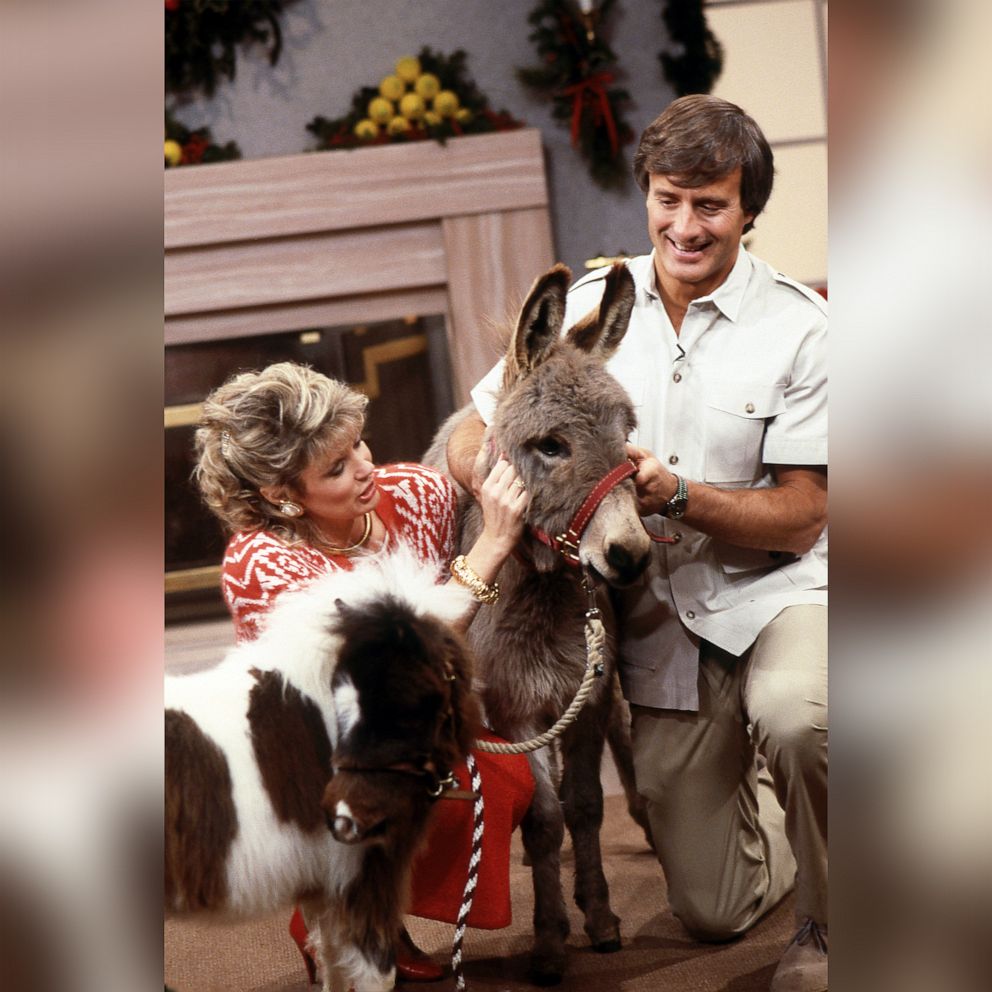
[831,1,992,989]
[0,2,163,991]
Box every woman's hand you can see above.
[477,456,528,555]
[447,457,527,631]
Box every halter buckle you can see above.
[556,532,580,565]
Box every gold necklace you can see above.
[319,512,373,555]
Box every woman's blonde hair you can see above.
[193,362,368,544]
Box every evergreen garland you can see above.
[517,0,633,189]
[659,0,724,97]
[165,113,242,168]
[165,0,290,97]
[307,48,524,152]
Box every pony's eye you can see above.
[534,437,569,458]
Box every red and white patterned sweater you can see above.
[221,463,456,642]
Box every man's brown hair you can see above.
[633,95,774,233]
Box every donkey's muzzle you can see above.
[605,542,650,586]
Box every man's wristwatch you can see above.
[662,475,688,519]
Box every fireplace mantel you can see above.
[164,128,555,403]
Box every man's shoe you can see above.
[770,918,828,992]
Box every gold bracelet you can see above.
[450,555,500,605]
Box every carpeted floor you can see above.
[165,793,795,992]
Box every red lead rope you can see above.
[529,460,676,568]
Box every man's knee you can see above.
[749,673,827,772]
[668,890,756,943]
[746,606,827,770]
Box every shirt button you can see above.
[671,532,682,544]
[686,610,696,620]
[672,372,682,383]
[745,402,756,414]
[668,455,679,465]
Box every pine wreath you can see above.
[307,49,524,152]
[659,0,724,97]
[165,0,291,97]
[517,0,633,189]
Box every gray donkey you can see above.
[425,263,654,985]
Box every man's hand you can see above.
[447,411,487,496]
[470,437,494,500]
[625,442,678,516]
[626,441,827,553]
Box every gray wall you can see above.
[167,0,680,275]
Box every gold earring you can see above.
[279,500,303,518]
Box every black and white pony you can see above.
[165,549,480,992]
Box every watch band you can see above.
[663,474,688,519]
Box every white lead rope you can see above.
[451,751,484,992]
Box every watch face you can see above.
[668,498,687,519]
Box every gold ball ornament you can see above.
[164,139,183,167]
[367,96,394,125]
[455,108,473,124]
[378,74,405,101]
[353,118,379,140]
[423,110,442,127]
[395,55,421,83]
[399,92,426,121]
[415,73,441,100]
[387,115,412,135]
[432,90,460,118]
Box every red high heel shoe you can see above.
[290,909,443,984]
[289,907,318,986]
[396,927,445,983]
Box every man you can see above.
[447,95,827,992]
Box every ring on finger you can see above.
[513,479,526,491]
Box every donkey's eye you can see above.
[533,436,569,458]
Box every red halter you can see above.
[527,460,676,568]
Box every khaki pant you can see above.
[631,605,827,941]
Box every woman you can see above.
[193,362,534,983]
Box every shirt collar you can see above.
[639,246,752,322]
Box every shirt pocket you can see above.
[703,380,787,484]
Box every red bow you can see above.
[562,70,619,156]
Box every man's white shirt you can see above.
[472,247,827,710]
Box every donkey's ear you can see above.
[568,263,635,358]
[596,264,636,358]
[508,264,571,378]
